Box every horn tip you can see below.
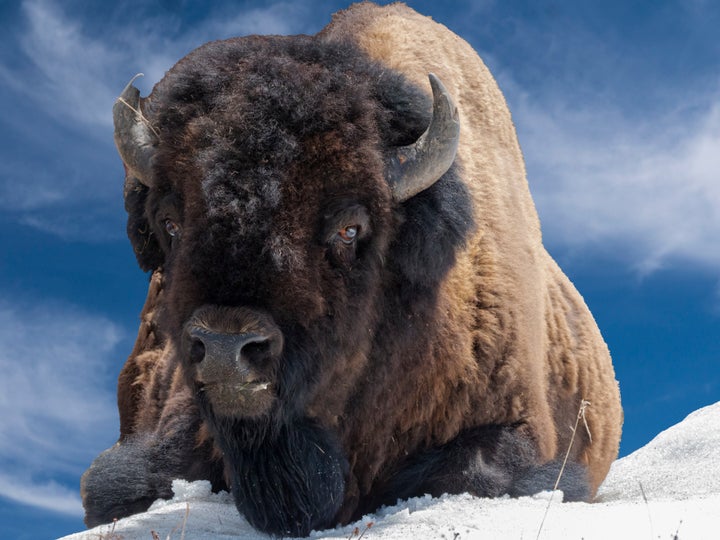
[427,73,446,93]
[427,73,458,118]
[118,73,146,103]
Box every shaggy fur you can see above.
[82,3,622,537]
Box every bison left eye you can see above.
[322,204,369,267]
[337,225,359,244]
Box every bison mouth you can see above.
[198,380,275,418]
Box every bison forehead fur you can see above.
[82,3,622,538]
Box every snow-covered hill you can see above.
[61,402,720,540]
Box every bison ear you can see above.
[124,176,164,272]
[387,74,460,202]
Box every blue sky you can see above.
[1,1,718,538]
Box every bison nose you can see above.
[186,327,282,376]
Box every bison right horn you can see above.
[113,74,157,188]
[387,73,460,202]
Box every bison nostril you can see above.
[185,323,282,370]
[241,339,271,365]
[189,338,206,365]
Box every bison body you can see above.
[82,3,622,536]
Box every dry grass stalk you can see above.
[639,481,654,540]
[347,521,374,539]
[165,502,190,540]
[535,399,591,540]
[179,502,190,540]
[95,518,123,540]
[357,521,374,540]
[116,74,160,139]
[671,519,683,540]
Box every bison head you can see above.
[115,36,470,430]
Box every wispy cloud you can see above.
[0,0,317,241]
[127,2,321,94]
[15,0,125,127]
[454,2,720,275]
[0,476,83,517]
[7,0,316,127]
[506,78,720,274]
[0,299,123,515]
[5,0,720,275]
[198,2,316,41]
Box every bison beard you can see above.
[82,3,622,537]
[183,308,350,535]
[205,415,347,536]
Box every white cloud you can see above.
[8,0,315,128]
[0,299,123,515]
[130,2,319,92]
[7,0,720,276]
[15,206,125,242]
[17,0,124,127]
[0,0,316,240]
[0,475,83,516]
[504,77,720,274]
[200,2,314,39]
[0,162,66,211]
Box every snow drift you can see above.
[61,402,720,540]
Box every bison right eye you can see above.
[164,219,181,238]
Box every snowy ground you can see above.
[61,402,720,540]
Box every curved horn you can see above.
[113,74,157,188]
[387,73,460,202]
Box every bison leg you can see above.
[81,434,173,527]
[211,416,347,537]
[375,425,589,511]
[81,426,222,527]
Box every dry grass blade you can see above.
[535,399,591,540]
[116,74,160,139]
[179,502,190,540]
[671,519,683,540]
[162,502,191,540]
[347,522,374,540]
[93,518,124,540]
[116,96,160,138]
[638,482,658,540]
[554,400,591,491]
[357,522,374,540]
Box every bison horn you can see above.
[113,74,157,188]
[387,73,460,202]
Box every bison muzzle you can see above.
[81,2,622,537]
[183,306,283,418]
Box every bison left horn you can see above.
[387,73,460,202]
[114,73,158,188]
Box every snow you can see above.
[60,402,720,540]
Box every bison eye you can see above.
[164,219,181,238]
[337,225,358,244]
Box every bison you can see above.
[81,2,622,537]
